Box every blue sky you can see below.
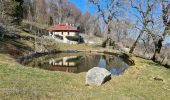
[69,0,170,44]
[68,0,87,13]
[165,36,170,44]
[68,0,95,13]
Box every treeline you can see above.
[88,0,170,64]
[0,0,23,25]
[0,0,170,65]
[22,0,101,36]
[0,0,23,39]
[0,0,102,36]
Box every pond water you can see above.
[22,52,130,75]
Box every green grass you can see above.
[0,53,170,100]
[0,27,170,99]
[57,43,102,50]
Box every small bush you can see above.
[55,34,63,40]
[21,21,29,28]
[66,36,79,41]
[102,39,107,47]
[102,38,115,48]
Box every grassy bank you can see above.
[0,27,170,99]
[0,53,170,100]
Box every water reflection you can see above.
[49,56,79,66]
[98,56,106,68]
[24,53,130,75]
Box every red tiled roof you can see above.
[47,23,78,31]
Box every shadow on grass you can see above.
[11,40,33,51]
[140,58,170,69]
[0,35,33,59]
[154,60,170,69]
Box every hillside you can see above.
[0,50,170,99]
[1,0,170,99]
[0,26,170,99]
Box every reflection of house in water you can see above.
[26,53,130,74]
[48,56,80,72]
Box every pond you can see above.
[22,52,131,75]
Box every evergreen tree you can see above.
[12,0,24,24]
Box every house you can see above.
[47,23,81,44]
[49,56,78,67]
[48,56,79,72]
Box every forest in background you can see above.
[0,0,170,66]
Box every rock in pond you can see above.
[85,67,111,86]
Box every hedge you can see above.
[55,34,63,40]
[66,36,79,41]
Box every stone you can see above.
[85,67,111,86]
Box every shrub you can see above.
[102,39,107,47]
[102,38,115,48]
[66,36,79,41]
[55,34,63,40]
[21,21,29,28]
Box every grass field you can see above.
[0,28,170,99]
[0,52,170,100]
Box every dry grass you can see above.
[0,53,170,100]
[57,43,101,50]
[0,29,170,99]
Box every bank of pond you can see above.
[18,50,134,75]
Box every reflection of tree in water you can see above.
[24,53,129,74]
[77,54,101,72]
[66,56,82,64]
[98,54,129,75]
[107,55,129,74]
[103,55,115,66]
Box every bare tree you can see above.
[112,20,132,43]
[89,0,126,47]
[129,0,157,53]
[142,0,170,61]
[151,0,170,60]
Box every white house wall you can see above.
[52,31,78,36]
[49,31,79,44]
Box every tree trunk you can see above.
[151,38,163,61]
[151,47,157,61]
[105,21,113,48]
[106,27,111,48]
[144,48,147,56]
[129,29,144,53]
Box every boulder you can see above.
[85,67,111,86]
